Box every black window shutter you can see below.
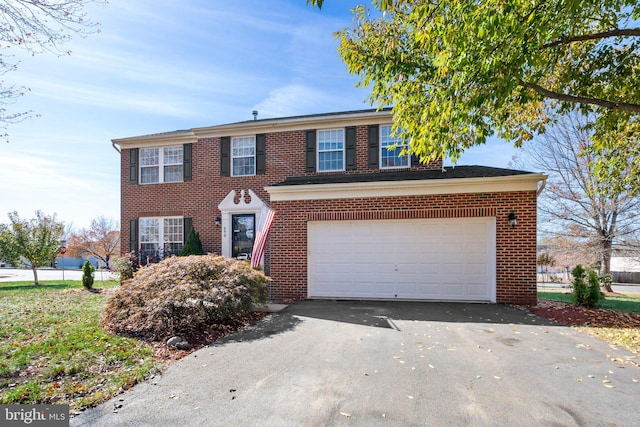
[411,154,420,166]
[305,130,316,172]
[256,133,266,175]
[220,137,230,176]
[183,143,192,181]
[129,218,138,252]
[129,148,139,184]
[367,125,379,169]
[183,217,193,243]
[345,126,357,170]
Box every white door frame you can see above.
[218,189,266,264]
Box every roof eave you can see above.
[265,173,548,202]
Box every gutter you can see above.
[111,140,121,154]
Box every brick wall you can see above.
[269,191,538,305]
[121,124,441,258]
[120,122,537,305]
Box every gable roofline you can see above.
[112,130,196,149]
[192,108,393,138]
[111,108,393,148]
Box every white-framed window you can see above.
[380,125,409,169]
[139,217,184,260]
[317,129,345,172]
[232,136,256,176]
[140,146,184,184]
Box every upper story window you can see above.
[380,125,409,169]
[232,136,256,176]
[140,146,184,184]
[317,129,344,172]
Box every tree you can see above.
[0,210,64,284]
[81,259,94,290]
[0,0,104,135]
[307,0,640,193]
[536,252,555,283]
[523,111,640,292]
[180,227,204,256]
[67,216,120,269]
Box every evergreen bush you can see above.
[571,265,602,307]
[180,227,204,256]
[82,259,95,290]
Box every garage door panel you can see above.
[308,218,496,302]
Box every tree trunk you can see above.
[32,266,39,285]
[601,239,614,292]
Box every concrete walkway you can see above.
[72,300,639,427]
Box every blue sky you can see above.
[0,0,520,230]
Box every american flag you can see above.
[251,205,275,269]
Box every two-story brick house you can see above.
[113,108,546,305]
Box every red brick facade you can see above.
[116,110,543,306]
[270,192,538,305]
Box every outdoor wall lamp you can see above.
[215,216,221,227]
[508,211,518,228]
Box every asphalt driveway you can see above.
[72,300,639,427]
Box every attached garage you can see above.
[266,166,546,305]
[308,217,496,302]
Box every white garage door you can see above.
[308,218,496,302]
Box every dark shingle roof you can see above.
[272,166,535,186]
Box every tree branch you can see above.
[543,28,640,49]
[519,81,640,112]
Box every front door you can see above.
[232,214,255,259]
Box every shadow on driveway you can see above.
[222,299,558,346]
[281,299,558,328]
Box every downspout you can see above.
[536,176,547,197]
[111,140,121,154]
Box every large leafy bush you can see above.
[102,255,269,340]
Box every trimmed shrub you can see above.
[571,265,588,306]
[101,255,269,340]
[82,259,95,290]
[180,227,204,256]
[571,264,602,307]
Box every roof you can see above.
[271,166,537,187]
[112,108,393,147]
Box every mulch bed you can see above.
[150,311,269,361]
[524,299,640,329]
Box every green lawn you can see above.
[538,290,640,314]
[538,288,640,355]
[0,280,163,411]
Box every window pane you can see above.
[233,157,255,176]
[164,165,183,182]
[140,166,159,184]
[140,148,159,166]
[139,218,159,243]
[380,125,408,168]
[317,129,344,171]
[163,146,183,165]
[163,218,183,243]
[231,136,256,176]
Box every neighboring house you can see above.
[113,109,546,305]
[611,256,640,284]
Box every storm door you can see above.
[232,214,255,259]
